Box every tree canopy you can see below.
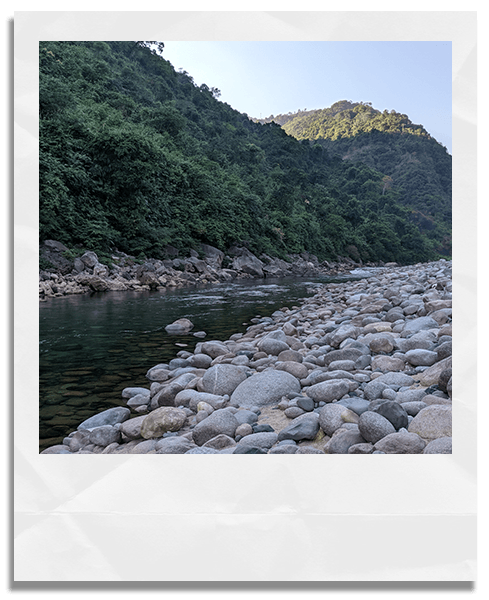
[39,42,449,265]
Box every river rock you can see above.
[89,425,121,447]
[371,356,405,372]
[405,349,438,366]
[119,415,147,440]
[230,369,301,408]
[231,247,264,277]
[324,428,365,454]
[415,357,452,387]
[423,437,452,454]
[368,334,395,354]
[165,318,194,334]
[373,430,426,454]
[319,403,359,436]
[408,405,452,441]
[192,408,239,446]
[154,437,195,454]
[77,407,130,431]
[370,400,409,430]
[233,431,278,452]
[122,387,151,399]
[201,364,249,396]
[358,411,396,444]
[305,379,350,403]
[277,413,320,442]
[140,407,187,439]
[200,340,230,359]
[401,316,439,337]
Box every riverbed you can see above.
[39,275,359,451]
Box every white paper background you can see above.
[14,10,477,582]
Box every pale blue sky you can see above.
[162,41,452,153]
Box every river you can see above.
[39,275,359,451]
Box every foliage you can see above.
[39,42,448,265]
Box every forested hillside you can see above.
[257,101,452,255]
[39,42,447,265]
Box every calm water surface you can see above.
[39,276,355,451]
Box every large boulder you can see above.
[231,247,264,278]
[230,369,301,409]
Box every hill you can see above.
[39,42,445,266]
[256,101,452,255]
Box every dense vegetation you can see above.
[39,42,448,265]
[257,101,452,255]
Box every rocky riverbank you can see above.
[41,259,452,455]
[39,240,379,300]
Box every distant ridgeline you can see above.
[256,101,452,256]
[40,43,451,267]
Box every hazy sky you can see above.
[162,41,452,153]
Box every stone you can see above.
[201,364,249,396]
[202,434,237,450]
[436,341,452,361]
[165,318,194,334]
[336,397,371,415]
[140,407,187,439]
[438,368,452,393]
[277,349,303,362]
[119,415,147,440]
[186,447,221,454]
[235,423,253,438]
[233,409,259,426]
[284,406,305,419]
[233,432,278,452]
[358,411,396,444]
[200,341,230,359]
[305,379,350,403]
[89,426,121,447]
[77,407,130,431]
[324,428,365,454]
[145,365,170,382]
[371,401,409,430]
[296,397,315,412]
[277,413,320,442]
[230,369,301,409]
[189,353,213,368]
[415,357,451,387]
[408,405,452,441]
[363,379,389,401]
[126,393,150,408]
[405,349,438,366]
[40,445,72,454]
[348,443,375,454]
[373,430,426,454]
[374,372,416,388]
[231,247,264,277]
[371,356,405,372]
[68,430,91,452]
[192,409,239,446]
[400,401,428,417]
[276,361,309,380]
[319,403,359,436]
[401,316,439,337]
[259,337,290,356]
[423,437,452,454]
[329,325,361,348]
[122,387,150,400]
[369,335,395,354]
[155,437,195,454]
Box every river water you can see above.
[39,275,358,451]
